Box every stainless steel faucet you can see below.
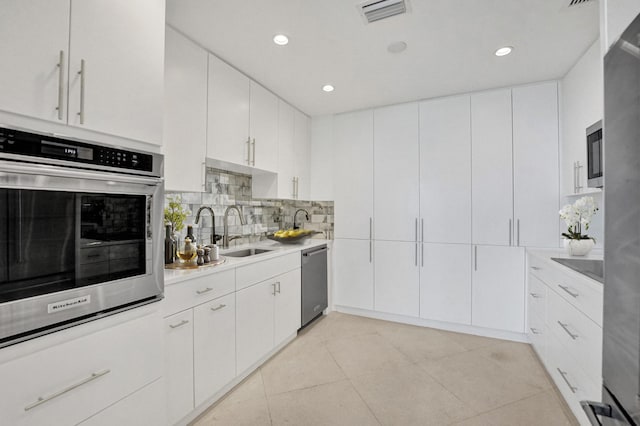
[293,208,310,230]
[195,206,218,245]
[223,205,246,248]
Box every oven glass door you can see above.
[0,189,147,303]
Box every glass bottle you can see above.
[164,225,176,264]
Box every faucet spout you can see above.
[293,208,310,230]
[195,206,217,244]
[223,205,246,249]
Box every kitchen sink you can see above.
[224,248,273,258]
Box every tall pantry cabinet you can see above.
[332,81,559,335]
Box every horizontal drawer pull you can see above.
[529,293,541,299]
[531,266,542,271]
[210,304,226,312]
[558,284,579,298]
[196,287,213,295]
[529,327,541,335]
[24,369,111,411]
[169,319,190,329]
[557,321,578,340]
[557,368,578,393]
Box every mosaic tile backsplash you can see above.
[166,168,334,246]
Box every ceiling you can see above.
[166,0,599,117]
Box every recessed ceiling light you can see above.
[273,34,289,46]
[495,46,513,57]
[322,84,335,93]
[387,41,407,53]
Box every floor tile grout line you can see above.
[257,368,275,426]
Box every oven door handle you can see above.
[0,160,162,187]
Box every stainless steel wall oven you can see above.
[0,126,164,347]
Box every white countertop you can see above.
[527,247,603,261]
[163,238,332,286]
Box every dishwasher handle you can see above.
[303,246,328,257]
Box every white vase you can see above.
[563,238,595,256]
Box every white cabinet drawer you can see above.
[78,378,166,426]
[529,255,603,325]
[164,269,235,316]
[547,331,600,423]
[547,288,602,385]
[236,252,300,291]
[527,274,547,323]
[164,310,195,425]
[0,310,162,426]
[528,314,547,363]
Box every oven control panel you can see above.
[0,127,155,174]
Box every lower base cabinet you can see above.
[333,238,373,310]
[0,306,163,426]
[165,310,195,425]
[194,293,236,407]
[374,240,419,317]
[420,243,471,325]
[236,268,301,374]
[472,245,525,332]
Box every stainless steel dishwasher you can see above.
[301,244,328,328]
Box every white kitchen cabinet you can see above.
[207,54,251,165]
[0,0,70,123]
[374,240,420,317]
[472,245,525,333]
[274,269,302,344]
[78,378,166,426]
[277,100,296,199]
[250,81,279,172]
[471,89,514,246]
[235,280,277,374]
[0,0,164,146]
[333,239,374,310]
[0,307,163,426]
[309,115,334,200]
[193,293,236,408]
[67,0,164,145]
[293,110,311,200]
[164,310,194,425]
[513,82,559,248]
[163,27,208,192]
[373,103,420,242]
[419,95,471,244]
[420,243,471,325]
[236,266,301,375]
[333,110,374,240]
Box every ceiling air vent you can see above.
[359,0,408,24]
[568,0,593,6]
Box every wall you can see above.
[560,39,604,247]
[166,168,334,247]
[600,0,640,54]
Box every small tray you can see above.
[165,256,226,270]
[266,232,319,244]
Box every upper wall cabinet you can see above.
[0,0,165,146]
[163,27,208,193]
[207,57,278,172]
[419,95,471,244]
[512,82,559,248]
[471,89,514,246]
[373,103,420,242]
[249,82,279,172]
[207,54,251,166]
[276,100,296,199]
[333,110,374,240]
[293,109,311,200]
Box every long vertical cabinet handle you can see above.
[576,161,583,193]
[295,177,299,199]
[508,219,512,246]
[517,219,520,246]
[421,219,424,267]
[292,177,296,199]
[251,138,256,166]
[246,138,251,165]
[573,162,577,194]
[415,243,418,266]
[369,217,373,263]
[201,162,206,190]
[77,59,86,124]
[56,50,64,120]
[474,246,478,271]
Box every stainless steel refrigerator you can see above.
[581,12,640,426]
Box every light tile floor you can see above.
[192,312,578,426]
